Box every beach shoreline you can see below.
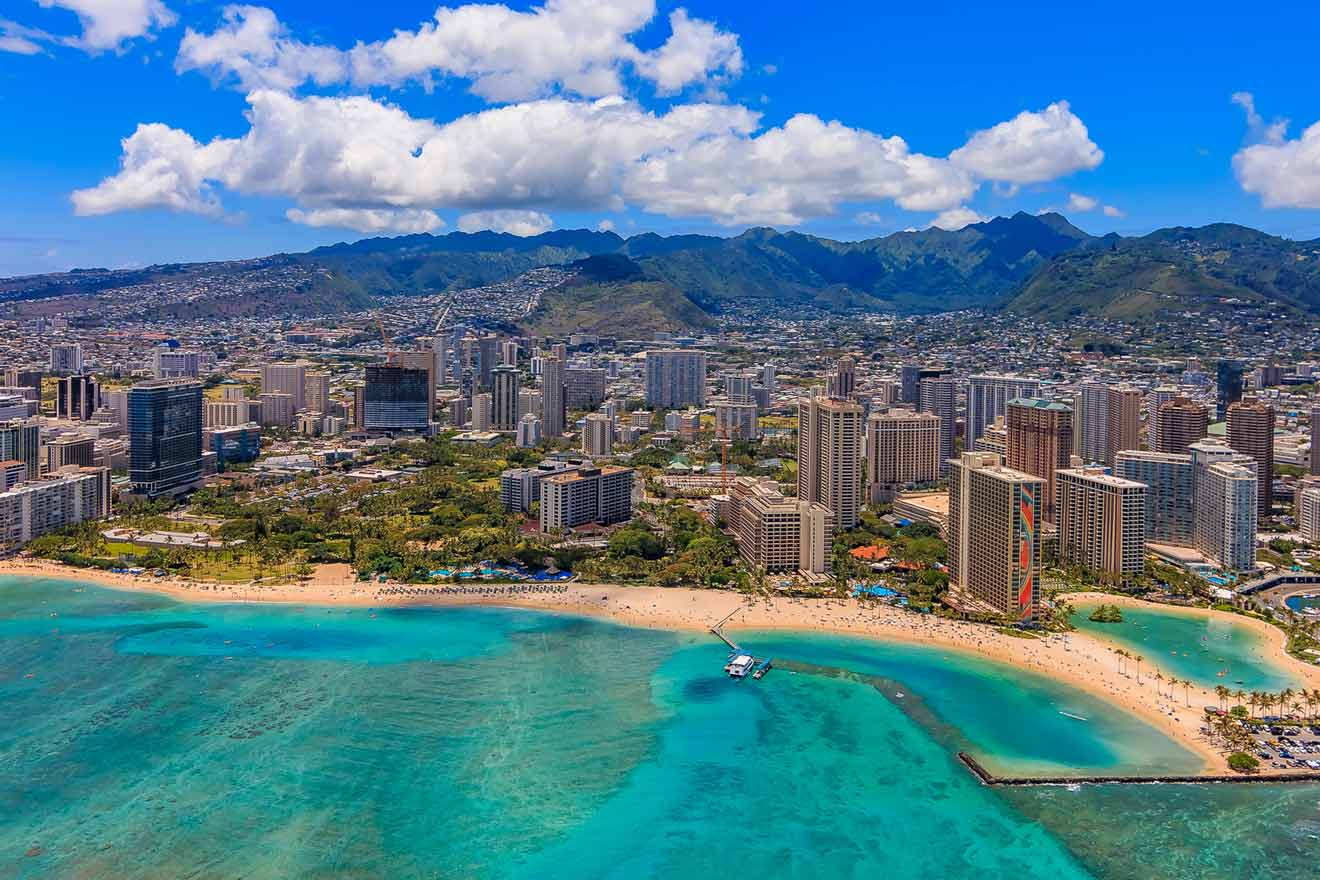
[6,558,1319,778]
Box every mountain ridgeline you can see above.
[5,212,1320,329]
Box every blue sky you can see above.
[4,0,1320,276]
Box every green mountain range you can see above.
[4,212,1318,330]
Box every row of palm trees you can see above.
[1212,684,1320,722]
[1111,648,1197,705]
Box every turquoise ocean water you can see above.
[1070,601,1299,691]
[3,576,1320,879]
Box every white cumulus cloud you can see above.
[177,1,742,101]
[35,0,176,51]
[1231,92,1320,210]
[930,207,986,231]
[458,210,554,236]
[177,6,346,91]
[1065,192,1098,212]
[950,101,1103,184]
[1102,204,1124,218]
[286,207,444,234]
[72,89,1104,230]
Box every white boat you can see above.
[725,654,756,678]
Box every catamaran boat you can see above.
[725,654,756,678]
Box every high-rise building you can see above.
[918,376,956,475]
[541,357,566,437]
[540,466,634,532]
[797,395,863,530]
[565,367,607,409]
[0,460,25,492]
[500,340,519,367]
[258,392,296,427]
[827,356,856,400]
[582,413,613,456]
[491,365,520,431]
[477,334,499,389]
[968,374,1040,445]
[46,434,95,471]
[392,352,437,422]
[725,371,757,404]
[865,410,941,503]
[0,467,111,550]
[515,414,542,448]
[1190,441,1257,571]
[1055,465,1147,584]
[1151,396,1208,455]
[152,348,200,378]
[644,350,706,409]
[901,365,947,405]
[1105,385,1142,464]
[304,372,331,414]
[49,343,83,376]
[0,420,40,481]
[204,400,245,428]
[1005,397,1072,524]
[1226,399,1275,518]
[1216,360,1244,421]
[261,362,306,412]
[722,477,833,574]
[947,451,1044,621]
[205,424,261,470]
[1115,451,1196,547]
[1074,381,1110,464]
[362,364,431,434]
[1297,483,1320,543]
[4,369,43,398]
[127,378,204,498]
[1312,405,1320,477]
[714,402,759,440]
[470,393,493,431]
[499,459,582,512]
[56,374,99,421]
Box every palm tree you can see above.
[1215,684,1230,711]
[1180,678,1192,708]
[1281,688,1296,719]
[1134,654,1144,685]
[1154,670,1165,697]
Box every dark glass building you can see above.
[363,365,431,433]
[128,379,203,497]
[1216,360,1244,421]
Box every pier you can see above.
[957,751,1320,786]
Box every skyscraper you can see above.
[797,394,863,530]
[947,451,1044,621]
[0,420,40,481]
[1226,398,1274,517]
[56,374,99,421]
[470,393,493,431]
[1190,441,1258,571]
[918,376,956,475]
[1074,381,1110,464]
[1105,385,1142,464]
[827,356,856,400]
[261,362,306,412]
[304,371,331,414]
[967,374,1040,446]
[49,343,83,376]
[541,356,566,438]
[865,410,941,503]
[714,402,759,440]
[1216,359,1244,421]
[1151,396,1209,455]
[1115,450,1196,547]
[477,335,499,389]
[1005,397,1072,524]
[491,365,520,431]
[1055,466,1147,585]
[1311,404,1320,477]
[582,413,613,456]
[127,378,203,497]
[644,350,707,409]
[362,364,431,433]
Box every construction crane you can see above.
[375,318,398,364]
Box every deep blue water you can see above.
[3,576,1320,879]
